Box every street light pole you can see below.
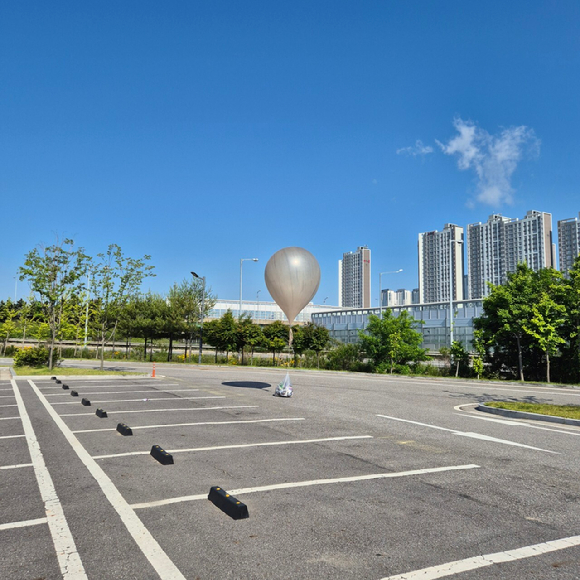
[239,258,258,318]
[449,238,463,346]
[191,271,206,365]
[256,289,261,322]
[378,269,403,319]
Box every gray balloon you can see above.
[264,247,321,325]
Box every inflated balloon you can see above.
[265,247,321,344]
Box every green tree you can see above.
[235,315,263,365]
[359,310,428,373]
[301,322,330,369]
[19,238,89,369]
[471,329,487,380]
[203,311,238,361]
[167,278,216,361]
[0,299,17,355]
[450,340,470,377]
[559,255,580,383]
[262,320,289,364]
[89,245,155,369]
[475,264,565,382]
[522,291,566,383]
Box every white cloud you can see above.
[437,117,540,206]
[396,139,434,157]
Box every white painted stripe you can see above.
[131,464,480,510]
[0,403,17,407]
[61,405,257,417]
[376,414,558,454]
[0,394,16,398]
[46,389,200,397]
[93,435,373,459]
[380,534,580,579]
[28,380,186,580]
[52,396,225,405]
[0,416,20,421]
[0,434,25,440]
[73,417,306,434]
[11,380,87,579]
[0,517,48,531]
[0,462,33,470]
[455,408,580,436]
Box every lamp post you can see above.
[191,271,206,365]
[256,289,261,322]
[449,238,463,346]
[378,269,403,318]
[239,258,258,318]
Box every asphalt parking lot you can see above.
[2,365,580,579]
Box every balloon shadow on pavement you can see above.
[222,381,271,390]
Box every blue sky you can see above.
[2,1,580,307]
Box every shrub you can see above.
[325,343,362,371]
[13,346,59,368]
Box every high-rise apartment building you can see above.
[381,288,413,307]
[339,246,371,308]
[558,212,580,277]
[418,224,464,304]
[467,210,554,299]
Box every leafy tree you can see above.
[475,264,565,382]
[262,320,289,364]
[235,315,263,364]
[450,340,470,377]
[301,322,330,368]
[0,299,17,355]
[559,255,580,383]
[471,329,487,379]
[359,310,428,373]
[203,311,238,361]
[521,291,566,383]
[19,238,89,369]
[166,278,216,361]
[89,245,155,369]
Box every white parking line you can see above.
[131,464,480,510]
[93,435,374,459]
[28,380,186,580]
[377,414,559,454]
[52,396,225,405]
[380,534,580,579]
[0,403,18,407]
[0,434,25,440]
[45,389,200,397]
[0,462,33,470]
[0,517,48,531]
[73,417,306,434]
[61,405,257,417]
[0,394,16,398]
[11,380,87,578]
[0,416,21,421]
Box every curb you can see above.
[477,404,580,427]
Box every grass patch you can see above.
[485,401,580,420]
[13,366,144,376]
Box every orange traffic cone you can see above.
[152,363,156,378]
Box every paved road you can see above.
[2,362,580,579]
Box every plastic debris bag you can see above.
[274,372,293,397]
